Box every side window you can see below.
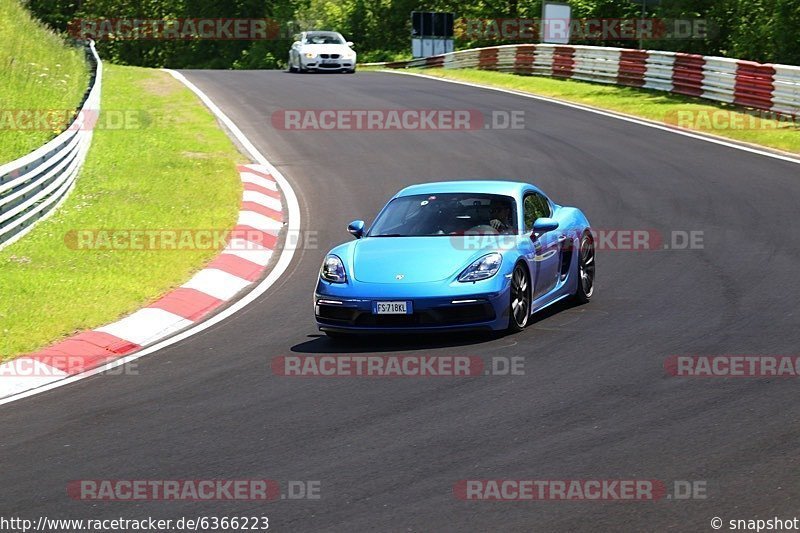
[523,193,551,229]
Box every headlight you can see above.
[344,52,356,60]
[321,255,347,283]
[458,253,502,282]
[304,52,316,58]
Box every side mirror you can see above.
[531,217,559,239]
[346,41,354,47]
[347,220,365,239]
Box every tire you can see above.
[573,231,595,303]
[508,262,531,332]
[346,68,356,74]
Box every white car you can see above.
[289,31,357,74]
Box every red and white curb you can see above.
[0,164,284,399]
[0,69,302,405]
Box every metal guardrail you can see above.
[368,44,800,118]
[0,40,102,250]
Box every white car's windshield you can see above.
[369,193,518,237]
[304,33,345,45]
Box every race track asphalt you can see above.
[1,69,800,532]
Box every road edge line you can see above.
[381,69,800,166]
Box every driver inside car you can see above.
[489,200,513,233]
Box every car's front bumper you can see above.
[302,58,355,71]
[314,284,511,334]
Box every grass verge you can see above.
[0,0,90,163]
[398,68,800,154]
[0,64,243,359]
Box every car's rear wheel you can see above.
[508,263,531,332]
[573,231,595,303]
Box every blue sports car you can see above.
[314,181,594,336]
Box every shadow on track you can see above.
[291,299,583,354]
[291,331,499,354]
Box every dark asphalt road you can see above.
[2,70,800,532]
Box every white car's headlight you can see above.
[304,52,316,58]
[344,52,356,60]
[458,253,502,282]
[321,255,347,283]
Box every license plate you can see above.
[322,59,337,64]
[372,301,412,315]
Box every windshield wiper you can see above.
[372,233,405,237]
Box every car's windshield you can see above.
[304,33,344,45]
[368,193,518,237]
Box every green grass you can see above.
[397,68,800,154]
[0,64,243,359]
[0,0,90,163]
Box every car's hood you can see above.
[300,44,353,55]
[351,237,495,284]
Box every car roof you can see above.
[395,180,541,199]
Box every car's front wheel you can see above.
[508,263,531,332]
[573,231,595,303]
